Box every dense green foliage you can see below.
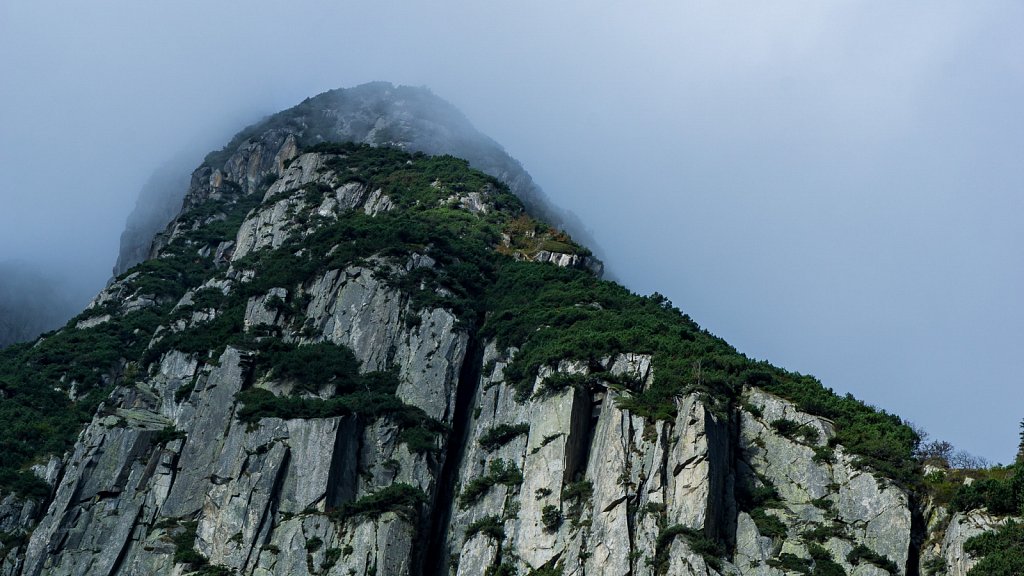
[951,462,1023,515]
[253,341,363,394]
[807,544,847,576]
[540,504,563,532]
[170,521,208,566]
[0,307,165,496]
[764,544,847,576]
[236,385,444,454]
[0,140,257,496]
[964,520,1024,575]
[748,508,787,538]
[481,262,920,485]
[770,418,820,444]
[737,478,789,539]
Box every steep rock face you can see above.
[0,97,972,576]
[442,363,915,576]
[734,389,912,576]
[917,506,1011,576]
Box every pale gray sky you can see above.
[1,1,1021,462]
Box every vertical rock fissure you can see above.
[906,494,927,576]
[423,331,483,576]
[104,505,145,576]
[242,448,291,573]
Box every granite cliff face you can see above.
[0,91,1011,576]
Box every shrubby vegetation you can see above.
[481,262,920,485]
[943,459,1024,575]
[478,423,530,452]
[735,475,788,539]
[331,483,427,523]
[767,547,846,576]
[950,462,1023,515]
[963,520,1024,575]
[458,459,524,508]
[465,515,505,541]
[0,134,927,576]
[236,386,444,455]
[0,140,271,497]
[650,524,725,574]
[770,418,820,444]
[846,544,899,574]
[0,307,165,496]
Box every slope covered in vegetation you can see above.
[0,141,921,502]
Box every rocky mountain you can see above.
[113,82,597,278]
[0,87,1018,576]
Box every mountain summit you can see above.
[0,86,1017,576]
[114,82,598,278]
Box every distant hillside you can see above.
[0,261,75,347]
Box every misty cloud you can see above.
[0,1,1021,461]
[0,261,77,347]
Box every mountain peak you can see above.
[115,82,597,278]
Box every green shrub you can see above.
[846,544,898,574]
[459,460,524,508]
[923,556,947,575]
[171,521,207,566]
[479,423,530,452]
[767,553,811,574]
[151,426,186,447]
[305,537,323,552]
[802,523,846,543]
[735,476,782,511]
[808,543,847,576]
[253,341,362,394]
[562,480,594,525]
[465,515,505,541]
[484,563,518,576]
[771,418,820,444]
[951,463,1023,515]
[236,387,444,452]
[749,508,787,538]
[332,483,427,522]
[650,525,724,574]
[540,505,563,532]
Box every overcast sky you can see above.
[1,1,1021,462]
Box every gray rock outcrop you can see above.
[113,82,599,280]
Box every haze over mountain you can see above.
[0,2,1021,463]
[0,262,77,348]
[113,83,597,279]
